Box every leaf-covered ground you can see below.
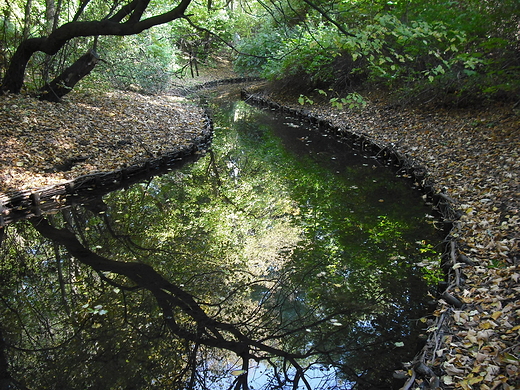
[259,87,520,389]
[0,91,207,196]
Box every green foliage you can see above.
[234,28,286,76]
[2,0,244,93]
[233,0,520,104]
[3,0,518,99]
[330,91,366,110]
[299,89,367,111]
[99,28,177,94]
[298,94,313,105]
[170,4,238,76]
[0,12,18,79]
[262,23,341,84]
[415,241,444,284]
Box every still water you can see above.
[0,87,442,389]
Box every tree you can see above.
[0,0,193,100]
[233,0,520,104]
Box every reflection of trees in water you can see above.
[29,216,319,389]
[0,188,429,389]
[0,100,438,389]
[0,216,349,389]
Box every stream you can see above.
[0,86,443,389]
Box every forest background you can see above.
[1,0,518,106]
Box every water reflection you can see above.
[0,87,441,389]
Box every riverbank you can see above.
[0,90,210,197]
[247,84,519,389]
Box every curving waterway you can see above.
[0,86,443,389]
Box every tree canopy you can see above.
[1,0,518,103]
[233,0,519,104]
[0,0,193,98]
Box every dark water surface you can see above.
[0,87,442,389]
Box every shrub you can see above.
[233,3,520,104]
[100,29,177,94]
[234,28,287,76]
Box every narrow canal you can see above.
[0,86,443,389]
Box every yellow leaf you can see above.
[479,321,493,329]
[468,375,483,385]
[491,311,502,320]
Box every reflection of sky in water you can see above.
[249,365,352,389]
[204,363,353,390]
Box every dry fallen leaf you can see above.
[0,91,208,196]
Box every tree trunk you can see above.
[39,49,100,102]
[0,38,43,93]
[42,0,59,84]
[22,0,33,41]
